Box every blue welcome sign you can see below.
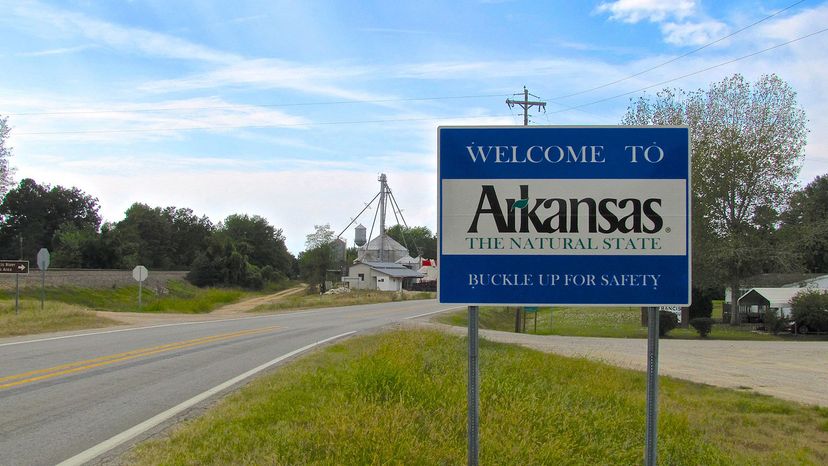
[438,126,691,306]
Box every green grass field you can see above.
[436,305,786,341]
[14,280,255,314]
[0,299,118,337]
[126,329,828,465]
[251,290,436,313]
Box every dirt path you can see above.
[407,320,828,407]
[94,285,307,326]
[211,285,306,315]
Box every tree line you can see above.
[0,178,295,289]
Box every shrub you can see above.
[689,317,715,338]
[791,290,828,333]
[689,287,715,319]
[762,309,789,335]
[658,310,679,337]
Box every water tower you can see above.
[354,224,367,247]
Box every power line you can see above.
[13,23,828,136]
[2,1,809,121]
[549,0,808,101]
[549,25,828,115]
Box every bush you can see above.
[791,290,828,333]
[658,310,679,337]
[762,309,789,335]
[689,287,715,319]
[689,317,715,338]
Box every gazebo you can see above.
[737,288,802,321]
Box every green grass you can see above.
[0,299,119,337]
[127,329,828,465]
[14,280,252,314]
[251,290,436,313]
[436,306,785,341]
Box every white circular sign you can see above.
[132,265,149,282]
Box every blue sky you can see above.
[1,0,827,254]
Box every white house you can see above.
[343,261,424,291]
[724,273,828,304]
[737,288,803,319]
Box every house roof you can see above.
[740,273,826,288]
[738,288,803,307]
[360,261,424,278]
[362,234,408,252]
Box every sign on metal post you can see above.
[438,126,691,465]
[0,260,29,274]
[1,260,29,315]
[132,265,149,309]
[37,248,50,310]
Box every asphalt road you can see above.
[0,300,455,465]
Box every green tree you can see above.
[623,74,807,324]
[780,174,828,272]
[305,223,334,249]
[298,243,333,290]
[386,225,437,259]
[219,214,293,276]
[298,224,337,290]
[112,203,175,269]
[187,235,265,289]
[0,178,101,261]
[0,115,14,198]
[109,204,214,269]
[167,207,214,268]
[791,289,828,333]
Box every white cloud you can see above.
[596,0,697,23]
[661,20,730,46]
[16,44,97,57]
[7,96,310,144]
[9,1,239,63]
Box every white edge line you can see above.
[56,330,357,466]
[404,307,462,320]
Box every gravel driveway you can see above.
[409,321,828,407]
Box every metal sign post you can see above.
[37,248,50,310]
[1,260,30,315]
[132,266,149,310]
[468,305,479,466]
[645,307,660,465]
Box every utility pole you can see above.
[378,173,388,262]
[506,86,546,126]
[506,87,546,333]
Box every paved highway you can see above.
[0,300,455,465]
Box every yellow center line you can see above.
[0,325,283,390]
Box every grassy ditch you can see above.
[127,329,828,465]
[15,280,253,314]
[0,299,118,337]
[436,306,786,341]
[251,290,436,313]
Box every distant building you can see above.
[723,273,828,323]
[356,233,409,264]
[344,261,424,291]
